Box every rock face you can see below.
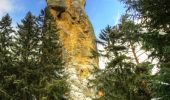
[46,0,98,100]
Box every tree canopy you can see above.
[0,9,69,100]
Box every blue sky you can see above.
[0,0,125,38]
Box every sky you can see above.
[0,0,159,71]
[0,0,126,37]
[0,0,126,69]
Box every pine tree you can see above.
[12,12,41,99]
[120,0,170,32]
[93,16,152,100]
[141,31,170,99]
[37,8,69,100]
[0,10,68,99]
[120,0,170,99]
[0,14,15,99]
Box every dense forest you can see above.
[0,0,170,100]
[0,8,68,99]
[93,0,170,100]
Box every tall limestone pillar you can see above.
[46,0,98,99]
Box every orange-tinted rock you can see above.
[46,0,98,99]
[98,90,104,97]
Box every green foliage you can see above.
[120,0,170,32]
[141,31,170,99]
[38,8,69,100]
[0,9,68,100]
[11,12,42,99]
[93,16,152,100]
[0,14,15,99]
[120,0,170,99]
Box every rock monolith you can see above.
[46,0,98,99]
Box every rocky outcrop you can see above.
[46,0,98,100]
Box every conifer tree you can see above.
[93,16,152,100]
[141,31,170,99]
[0,10,68,99]
[120,0,170,99]
[12,12,41,99]
[120,0,170,32]
[0,14,15,99]
[37,8,69,100]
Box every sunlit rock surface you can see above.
[46,0,98,99]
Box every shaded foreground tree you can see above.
[120,0,170,99]
[0,9,68,100]
[0,14,15,99]
[120,0,170,32]
[93,16,152,100]
[12,12,41,99]
[38,8,69,100]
